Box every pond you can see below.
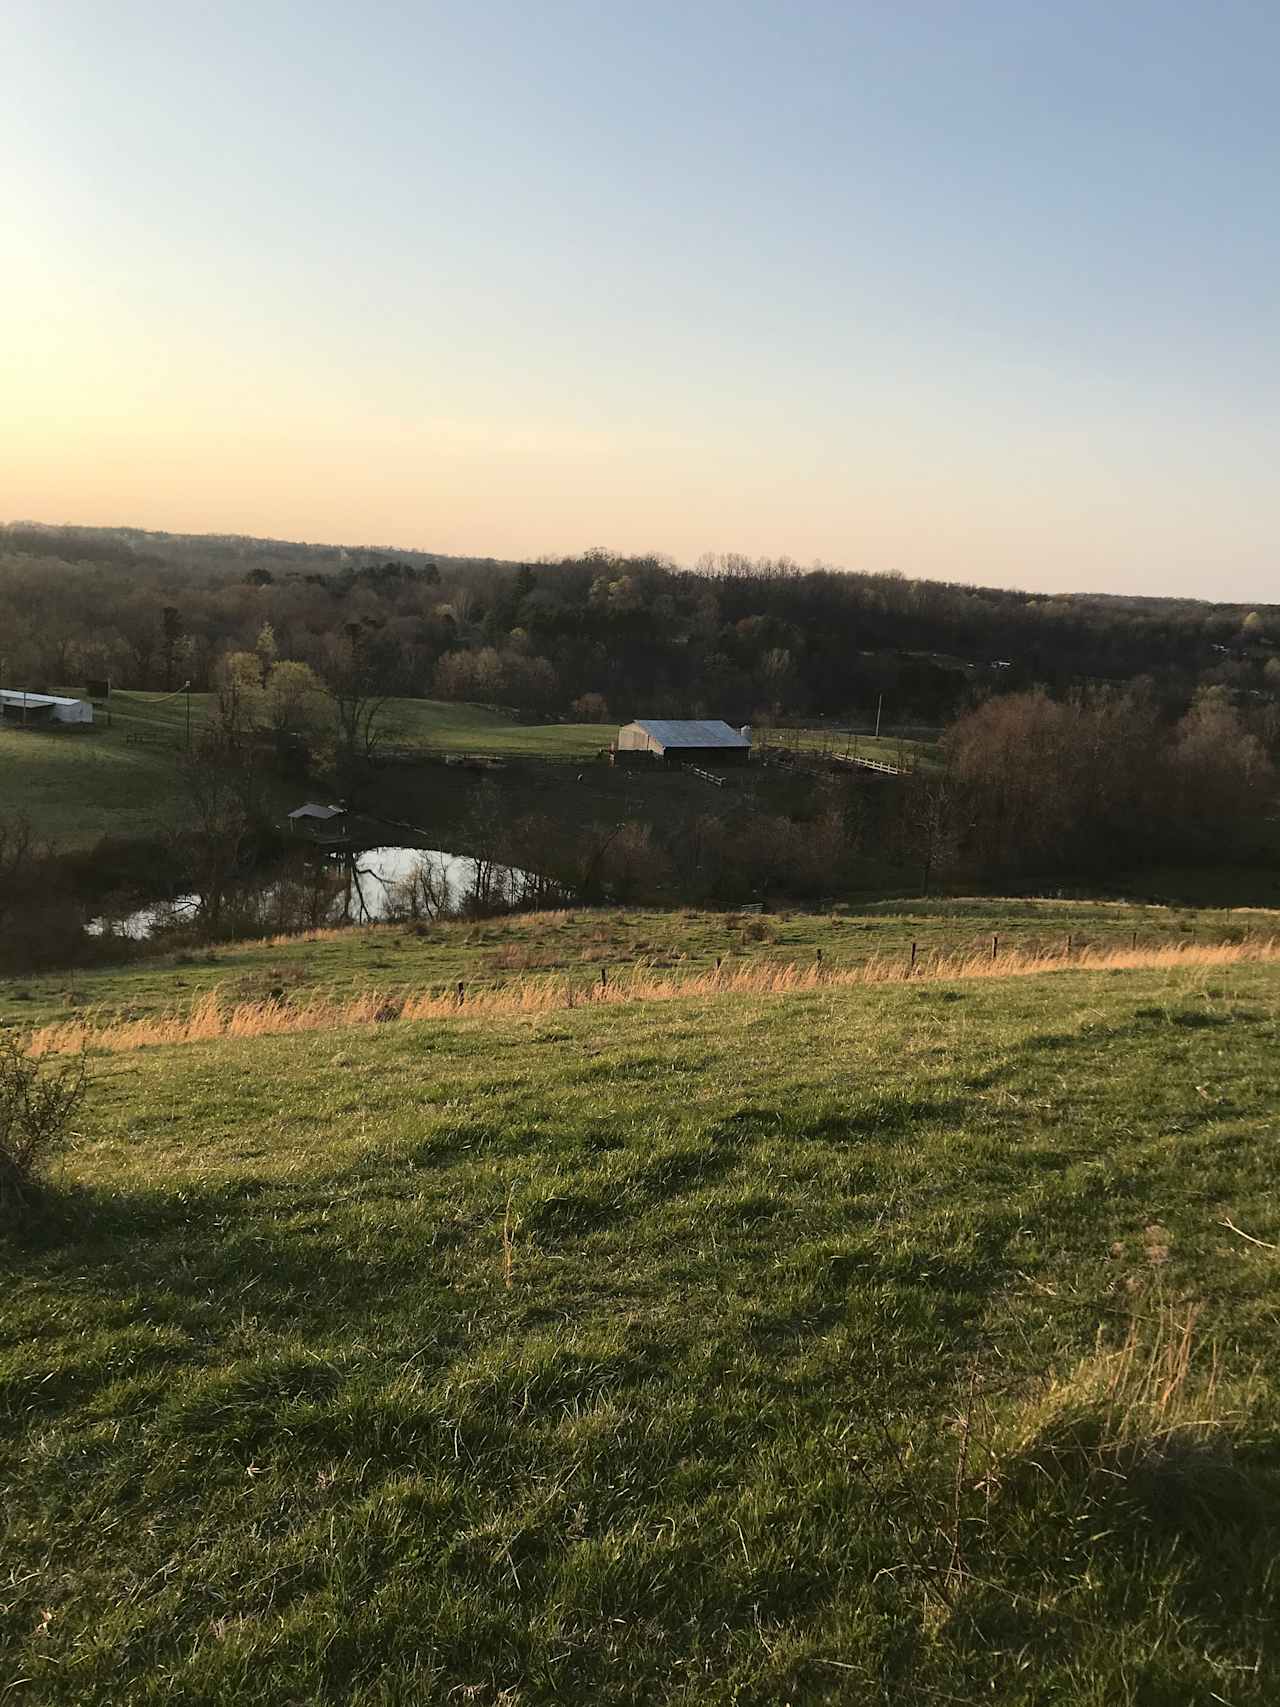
[91,845,559,941]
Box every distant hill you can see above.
[0,519,520,576]
[3,520,1278,724]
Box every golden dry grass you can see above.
[24,935,1280,1057]
[988,1295,1240,1485]
[261,925,350,947]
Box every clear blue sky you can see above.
[5,0,1278,597]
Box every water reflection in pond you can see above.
[93,846,564,941]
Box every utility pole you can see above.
[874,694,883,739]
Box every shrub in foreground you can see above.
[0,1035,89,1213]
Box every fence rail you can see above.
[757,740,911,777]
[829,752,906,776]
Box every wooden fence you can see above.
[756,741,912,777]
[828,752,907,776]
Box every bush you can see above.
[0,1037,90,1211]
[572,691,610,722]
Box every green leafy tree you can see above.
[212,651,267,749]
[254,622,278,680]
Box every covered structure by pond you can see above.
[614,719,751,766]
[288,802,348,833]
[0,688,94,725]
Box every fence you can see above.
[828,752,906,776]
[756,741,912,777]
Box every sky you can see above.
[3,0,1278,598]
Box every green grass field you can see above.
[3,897,1272,1031]
[0,695,616,849]
[764,728,941,769]
[4,922,1280,1703]
[385,700,613,759]
[0,692,207,847]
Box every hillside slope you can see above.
[6,898,1271,1031]
[0,695,613,849]
[4,955,1280,1703]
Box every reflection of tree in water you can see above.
[228,857,346,934]
[382,853,452,921]
[338,850,450,923]
[345,847,568,922]
[337,849,472,922]
[112,844,568,943]
[296,857,346,929]
[337,852,371,924]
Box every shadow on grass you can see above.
[3,1173,389,1325]
[946,1435,1280,1699]
[801,1095,971,1143]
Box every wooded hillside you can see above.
[5,524,1278,725]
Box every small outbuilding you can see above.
[0,689,94,725]
[288,802,347,831]
[615,719,752,766]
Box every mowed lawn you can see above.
[4,961,1280,1703]
[386,699,613,758]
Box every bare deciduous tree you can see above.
[903,777,958,896]
[177,743,252,935]
[323,625,397,795]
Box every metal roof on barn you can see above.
[625,719,750,749]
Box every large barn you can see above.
[0,689,94,725]
[615,719,751,766]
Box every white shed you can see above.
[0,689,94,725]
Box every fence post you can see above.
[456,981,465,1005]
[600,966,608,991]
[991,934,999,962]
[910,941,917,973]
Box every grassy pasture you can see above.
[4,695,1277,911]
[765,727,941,769]
[3,896,1274,1032]
[0,692,205,847]
[3,957,1280,1702]
[385,699,613,759]
[0,695,615,848]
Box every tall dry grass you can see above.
[987,1296,1242,1490]
[24,936,1280,1058]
